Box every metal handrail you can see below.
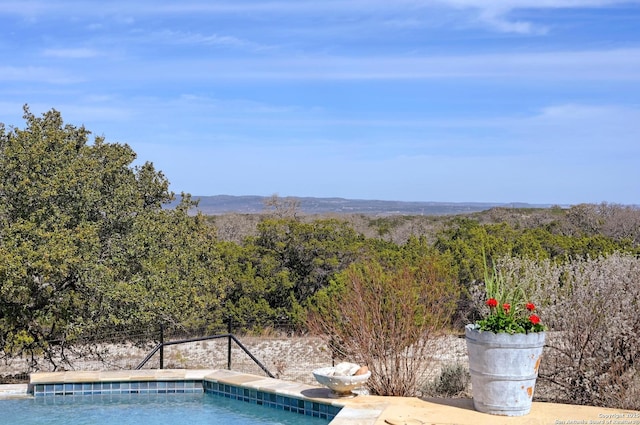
[134,333,275,378]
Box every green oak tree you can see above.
[0,107,224,369]
[219,217,366,330]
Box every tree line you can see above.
[2,108,639,385]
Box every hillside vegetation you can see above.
[2,108,639,407]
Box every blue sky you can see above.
[1,1,639,205]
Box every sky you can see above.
[1,1,639,205]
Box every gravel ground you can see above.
[0,334,468,388]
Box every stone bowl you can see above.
[312,366,371,398]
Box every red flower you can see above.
[529,314,541,325]
[502,303,511,313]
[486,298,498,308]
[526,303,536,311]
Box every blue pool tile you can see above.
[33,377,341,422]
[328,405,341,417]
[34,380,207,398]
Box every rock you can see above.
[333,362,361,376]
[354,365,369,376]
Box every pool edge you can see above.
[23,369,383,424]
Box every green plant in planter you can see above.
[475,255,545,334]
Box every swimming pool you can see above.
[14,370,353,424]
[3,392,330,424]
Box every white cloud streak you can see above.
[42,48,101,59]
[149,30,275,52]
[13,48,637,85]
[0,66,81,84]
[432,0,640,33]
[119,48,640,81]
[4,0,638,27]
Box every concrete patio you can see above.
[0,370,637,425]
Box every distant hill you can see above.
[174,195,552,216]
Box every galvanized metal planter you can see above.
[465,324,545,416]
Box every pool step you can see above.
[0,384,29,398]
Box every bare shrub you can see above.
[272,358,287,379]
[422,362,470,397]
[481,253,640,409]
[263,194,301,219]
[307,257,460,396]
[563,203,640,245]
[543,253,640,409]
[598,203,640,245]
[209,213,261,243]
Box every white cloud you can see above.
[3,0,639,37]
[438,0,636,8]
[0,66,81,84]
[42,48,101,59]
[432,0,640,33]
[0,1,54,17]
[151,30,275,52]
[121,48,640,81]
[520,104,640,152]
[477,9,546,35]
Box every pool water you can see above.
[3,392,331,425]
